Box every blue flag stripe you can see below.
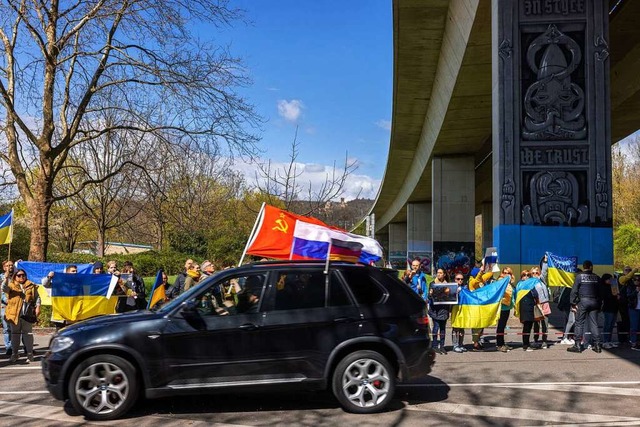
[50,273,113,297]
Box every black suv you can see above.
[42,261,435,420]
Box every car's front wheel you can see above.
[68,354,138,421]
[332,350,395,413]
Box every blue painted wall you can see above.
[494,225,613,266]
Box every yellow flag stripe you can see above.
[52,296,118,322]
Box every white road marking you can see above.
[405,402,640,424]
[0,400,253,426]
[0,391,49,394]
[402,380,640,387]
[492,383,640,396]
[544,422,640,427]
[0,366,42,371]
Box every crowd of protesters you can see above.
[403,256,639,354]
[0,256,230,363]
[3,253,638,363]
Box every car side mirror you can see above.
[181,300,206,331]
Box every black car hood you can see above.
[58,310,163,336]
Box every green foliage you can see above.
[614,224,640,269]
[0,223,30,262]
[167,229,208,258]
[37,305,54,327]
[47,250,198,276]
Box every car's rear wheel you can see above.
[68,354,138,421]
[332,350,395,413]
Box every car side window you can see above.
[328,272,352,306]
[339,269,386,305]
[192,273,266,316]
[273,271,327,310]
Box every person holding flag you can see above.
[514,270,538,351]
[147,270,168,310]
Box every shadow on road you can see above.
[61,375,449,423]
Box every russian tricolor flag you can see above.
[290,221,382,264]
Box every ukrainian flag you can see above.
[514,277,539,318]
[52,273,119,322]
[0,210,13,245]
[546,252,577,288]
[147,270,166,309]
[451,276,510,329]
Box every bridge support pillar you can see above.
[407,203,432,273]
[432,156,476,278]
[388,222,407,270]
[481,202,493,252]
[492,0,613,274]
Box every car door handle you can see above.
[239,323,259,331]
[334,317,355,324]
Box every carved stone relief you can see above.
[523,24,586,141]
[522,171,588,225]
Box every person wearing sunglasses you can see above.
[2,269,39,363]
[452,274,468,353]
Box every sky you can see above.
[208,0,393,201]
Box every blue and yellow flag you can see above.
[147,270,166,310]
[451,276,511,329]
[51,273,119,322]
[0,210,13,245]
[17,261,94,287]
[514,277,540,318]
[546,252,577,288]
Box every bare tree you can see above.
[253,127,358,216]
[0,0,260,260]
[59,111,158,257]
[48,196,90,253]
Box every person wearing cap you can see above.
[93,261,104,274]
[568,260,603,353]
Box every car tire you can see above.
[332,350,396,414]
[67,354,139,421]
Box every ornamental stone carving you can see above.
[522,171,588,225]
[523,24,586,141]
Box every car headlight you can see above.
[50,336,74,353]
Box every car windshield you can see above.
[156,271,222,314]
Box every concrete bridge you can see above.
[370,0,640,275]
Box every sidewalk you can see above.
[1,328,55,355]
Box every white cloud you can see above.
[303,163,325,173]
[232,158,380,201]
[375,119,392,131]
[277,99,304,123]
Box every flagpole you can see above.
[238,202,266,266]
[288,220,300,260]
[324,240,332,274]
[7,209,13,261]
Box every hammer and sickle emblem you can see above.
[273,218,289,233]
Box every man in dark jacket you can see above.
[167,258,193,299]
[568,260,603,353]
